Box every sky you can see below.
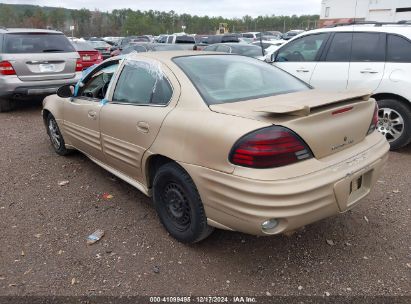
[0,0,322,18]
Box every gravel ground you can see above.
[0,101,410,299]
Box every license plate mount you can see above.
[39,63,56,73]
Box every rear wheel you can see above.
[46,113,70,156]
[0,99,14,112]
[376,99,411,150]
[153,162,214,243]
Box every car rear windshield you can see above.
[175,36,195,44]
[3,33,75,53]
[174,55,309,105]
[72,41,95,51]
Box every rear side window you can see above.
[277,33,328,62]
[3,33,75,53]
[351,33,385,62]
[387,35,411,62]
[325,33,352,62]
[167,36,173,43]
[113,61,172,105]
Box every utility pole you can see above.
[283,19,286,32]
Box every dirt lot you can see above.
[0,101,410,299]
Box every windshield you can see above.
[174,55,309,105]
[3,33,75,53]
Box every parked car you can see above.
[282,30,305,40]
[71,40,103,69]
[164,35,196,44]
[204,43,264,59]
[193,34,240,51]
[242,32,261,41]
[42,52,388,243]
[0,28,82,112]
[269,22,411,149]
[88,40,111,59]
[252,40,287,50]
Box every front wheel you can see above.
[153,162,214,243]
[46,114,70,156]
[377,99,411,150]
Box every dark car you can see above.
[193,34,240,51]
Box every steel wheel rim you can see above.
[162,183,191,232]
[48,118,61,149]
[377,107,404,143]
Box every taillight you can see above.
[0,61,16,75]
[97,53,102,60]
[367,103,379,135]
[75,59,83,72]
[229,126,313,168]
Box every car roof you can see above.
[299,24,411,39]
[123,51,228,63]
[0,28,63,34]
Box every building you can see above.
[319,0,411,27]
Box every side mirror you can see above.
[57,84,74,98]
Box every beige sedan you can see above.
[42,52,389,243]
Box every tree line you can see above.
[0,3,320,37]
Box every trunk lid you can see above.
[78,50,100,62]
[209,89,375,159]
[6,53,78,81]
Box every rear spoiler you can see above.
[253,92,371,116]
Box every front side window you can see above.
[351,33,385,62]
[325,33,353,62]
[387,34,411,62]
[78,62,119,100]
[174,55,309,105]
[277,33,328,62]
[113,60,172,105]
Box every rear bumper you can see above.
[181,134,389,236]
[0,73,81,99]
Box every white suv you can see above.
[270,22,411,150]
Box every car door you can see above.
[309,32,352,90]
[100,58,180,183]
[273,33,330,83]
[346,32,386,91]
[63,60,119,160]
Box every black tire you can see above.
[153,162,214,243]
[46,113,71,156]
[376,99,411,150]
[0,99,14,113]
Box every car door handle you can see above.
[296,68,309,73]
[137,121,149,133]
[360,69,379,74]
[88,110,97,120]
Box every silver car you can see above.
[0,28,82,112]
